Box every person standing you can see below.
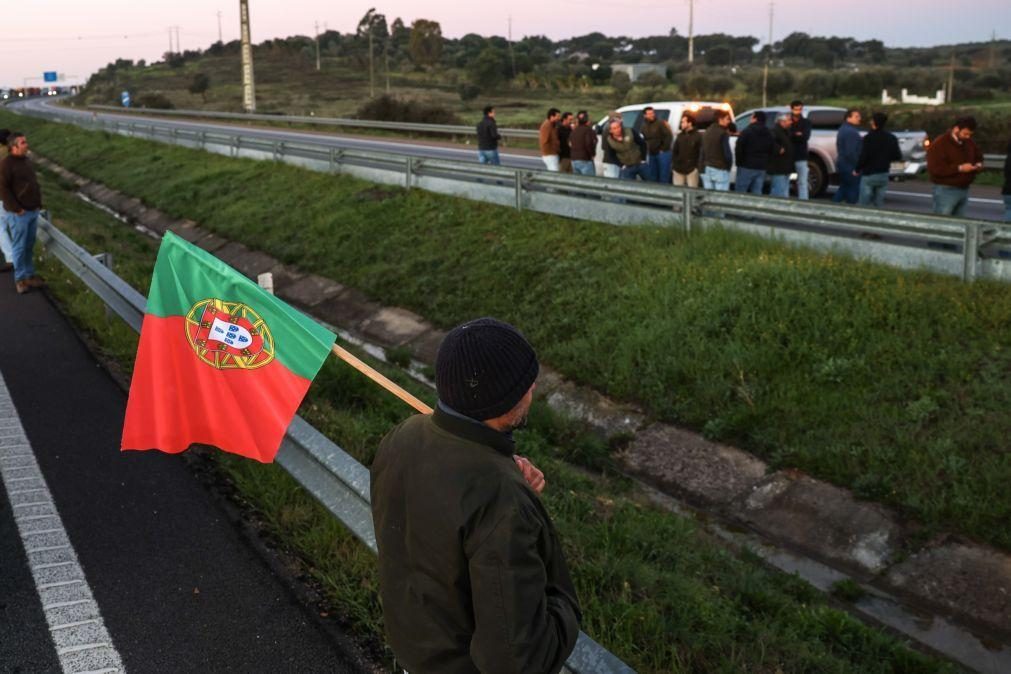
[607,120,649,181]
[734,111,774,195]
[476,105,502,166]
[856,112,902,208]
[0,133,44,294]
[1003,138,1011,223]
[768,113,794,198]
[927,116,984,217]
[700,109,733,191]
[0,128,12,272]
[789,100,812,200]
[599,112,623,179]
[538,108,562,172]
[569,111,598,176]
[641,106,673,183]
[832,108,863,204]
[672,113,702,187]
[371,317,582,674]
[557,112,574,174]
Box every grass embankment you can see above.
[31,168,953,673]
[10,110,1011,554]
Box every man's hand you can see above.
[513,455,546,494]
[958,163,977,173]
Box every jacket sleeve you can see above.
[735,130,747,165]
[722,134,733,167]
[467,502,581,674]
[634,130,647,161]
[538,123,551,155]
[890,135,902,163]
[661,121,674,152]
[0,163,21,213]
[856,137,870,173]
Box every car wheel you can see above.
[808,158,827,198]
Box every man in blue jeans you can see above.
[734,111,774,194]
[1003,138,1011,222]
[475,106,501,165]
[833,109,863,204]
[0,133,44,294]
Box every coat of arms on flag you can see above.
[186,299,274,369]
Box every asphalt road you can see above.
[16,97,1006,222]
[0,279,365,673]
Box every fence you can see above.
[28,104,1011,285]
[35,215,635,674]
[86,104,540,141]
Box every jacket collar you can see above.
[433,402,515,457]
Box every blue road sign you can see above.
[121,91,131,108]
[43,72,57,82]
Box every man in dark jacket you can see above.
[0,128,11,272]
[557,112,574,174]
[1003,138,1010,223]
[789,100,812,199]
[569,111,598,176]
[476,105,502,165]
[672,113,702,187]
[734,111,774,194]
[767,113,794,198]
[641,106,673,183]
[0,133,44,294]
[856,112,902,208]
[701,109,733,191]
[927,116,984,217]
[832,108,863,204]
[372,318,581,674]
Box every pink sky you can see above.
[2,1,1008,87]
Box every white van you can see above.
[593,101,735,176]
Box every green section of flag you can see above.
[146,231,335,380]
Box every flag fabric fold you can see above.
[121,231,336,463]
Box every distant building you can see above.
[611,63,668,82]
[881,88,946,106]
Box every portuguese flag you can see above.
[121,232,336,463]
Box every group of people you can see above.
[0,129,43,294]
[477,103,1009,221]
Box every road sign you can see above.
[43,72,57,82]
[121,91,131,108]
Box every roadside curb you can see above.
[35,155,1011,649]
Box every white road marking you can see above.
[0,372,125,674]
[889,189,1004,205]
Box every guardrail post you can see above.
[232,136,240,158]
[405,157,414,190]
[199,131,207,149]
[514,171,524,211]
[962,222,980,282]
[683,190,694,234]
[329,147,336,172]
[94,252,114,319]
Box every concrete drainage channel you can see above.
[38,156,1011,673]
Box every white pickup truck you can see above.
[733,106,929,197]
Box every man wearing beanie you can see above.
[371,317,582,674]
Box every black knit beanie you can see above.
[435,317,539,421]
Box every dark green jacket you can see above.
[371,407,582,674]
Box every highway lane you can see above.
[17,98,1005,222]
[0,280,367,673]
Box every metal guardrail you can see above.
[29,105,1010,284]
[81,105,1011,169]
[86,104,540,141]
[34,215,633,674]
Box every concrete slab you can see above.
[192,231,229,252]
[166,220,206,244]
[543,380,645,438]
[736,472,905,575]
[885,539,1011,638]
[359,307,430,347]
[620,423,767,507]
[313,288,382,330]
[405,328,446,365]
[279,274,345,309]
[266,262,305,293]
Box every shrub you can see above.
[355,94,462,125]
[134,92,175,109]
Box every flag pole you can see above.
[330,344,433,415]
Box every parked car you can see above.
[732,106,928,197]
[593,101,735,177]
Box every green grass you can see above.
[31,166,953,673]
[12,110,1011,556]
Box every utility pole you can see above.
[172,26,181,54]
[167,27,173,55]
[946,50,955,104]
[314,21,321,71]
[369,29,375,98]
[507,16,517,78]
[239,0,256,112]
[384,41,390,93]
[217,11,223,43]
[761,2,774,107]
[990,30,997,69]
[687,0,695,67]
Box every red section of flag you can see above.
[122,315,309,463]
